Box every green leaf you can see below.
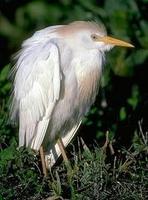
[0,194,4,200]
[127,85,140,109]
[119,107,127,121]
[0,65,10,82]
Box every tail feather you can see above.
[45,121,81,168]
[30,118,49,150]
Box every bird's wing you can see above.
[45,121,82,168]
[11,27,63,151]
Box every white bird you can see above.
[10,21,134,175]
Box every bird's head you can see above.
[59,21,134,52]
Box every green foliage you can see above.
[0,133,147,199]
[47,130,147,200]
[0,143,50,200]
[119,107,127,121]
[0,65,11,97]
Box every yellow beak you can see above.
[99,36,134,48]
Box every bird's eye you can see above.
[91,34,98,41]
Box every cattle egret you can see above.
[10,21,134,176]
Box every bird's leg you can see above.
[57,137,69,163]
[57,138,74,195]
[57,138,71,171]
[39,145,47,177]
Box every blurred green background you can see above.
[1,0,147,147]
[0,0,148,199]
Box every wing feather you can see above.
[11,28,62,151]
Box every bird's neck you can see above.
[74,48,104,72]
[73,49,103,115]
